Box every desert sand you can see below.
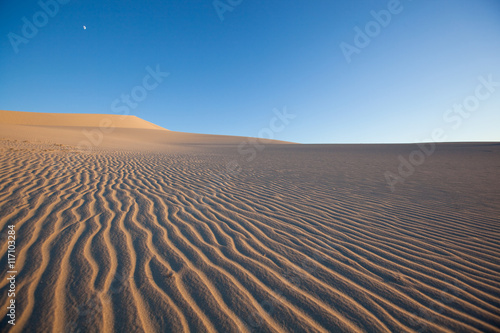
[0,110,499,332]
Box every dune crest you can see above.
[0,110,294,149]
[0,110,168,130]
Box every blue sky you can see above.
[1,0,499,143]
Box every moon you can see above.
[83,26,86,30]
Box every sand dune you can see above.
[1,111,499,332]
[0,110,167,130]
[0,110,292,150]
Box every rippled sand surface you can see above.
[1,112,499,332]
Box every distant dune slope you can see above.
[0,110,294,148]
[0,110,167,130]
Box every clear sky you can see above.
[1,0,499,143]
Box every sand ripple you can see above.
[1,141,499,332]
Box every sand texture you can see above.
[1,111,499,332]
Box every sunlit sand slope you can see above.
[0,110,293,148]
[0,135,499,331]
[0,110,167,130]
